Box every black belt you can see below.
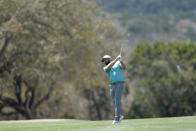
[111,81,124,85]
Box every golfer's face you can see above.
[104,58,111,65]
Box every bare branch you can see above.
[0,111,17,116]
[24,88,31,107]
[32,19,54,30]
[23,87,35,109]
[29,89,35,109]
[0,32,12,59]
[13,75,22,105]
[0,103,4,111]
[35,82,55,109]
[0,46,24,74]
[0,96,18,107]
[0,96,28,117]
[23,80,34,108]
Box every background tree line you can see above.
[0,0,196,120]
[98,0,196,42]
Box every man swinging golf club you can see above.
[101,45,126,124]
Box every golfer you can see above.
[101,54,126,124]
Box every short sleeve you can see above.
[103,66,107,72]
[117,61,121,67]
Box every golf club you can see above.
[120,43,123,56]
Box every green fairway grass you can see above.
[0,116,196,131]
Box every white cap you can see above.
[101,55,111,62]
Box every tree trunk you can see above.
[24,108,36,119]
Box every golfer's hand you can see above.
[119,57,123,62]
[117,55,121,60]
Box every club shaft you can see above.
[120,44,123,55]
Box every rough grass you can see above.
[0,116,196,131]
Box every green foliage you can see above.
[0,0,121,120]
[98,0,196,42]
[127,42,196,118]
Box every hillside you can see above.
[98,0,196,43]
[0,116,196,131]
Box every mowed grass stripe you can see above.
[0,116,196,131]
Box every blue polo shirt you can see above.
[103,61,125,84]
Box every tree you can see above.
[0,0,122,120]
[127,42,196,118]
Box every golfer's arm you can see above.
[120,61,126,70]
[105,58,119,72]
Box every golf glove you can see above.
[117,55,122,62]
[117,55,121,60]
[119,57,123,62]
